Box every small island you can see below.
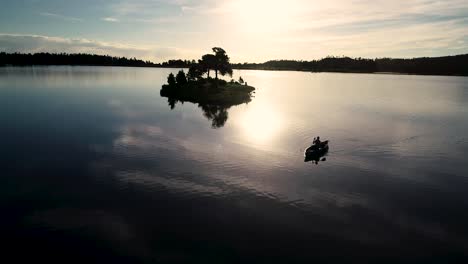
[160,47,255,106]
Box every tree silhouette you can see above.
[212,47,233,79]
[198,48,233,80]
[176,70,187,85]
[230,54,468,76]
[199,54,216,78]
[167,73,176,87]
[0,52,156,67]
[4,51,466,76]
[187,65,204,81]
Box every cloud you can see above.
[0,34,200,62]
[102,17,119,22]
[2,0,468,61]
[111,0,188,16]
[270,17,468,58]
[107,0,194,24]
[0,34,146,56]
[39,12,83,22]
[209,0,468,60]
[109,0,467,60]
[134,16,179,24]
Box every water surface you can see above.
[1,66,468,263]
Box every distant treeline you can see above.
[160,59,196,68]
[0,52,156,67]
[2,52,468,76]
[232,55,468,76]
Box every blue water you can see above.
[1,66,468,263]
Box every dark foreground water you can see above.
[1,66,468,263]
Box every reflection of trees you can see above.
[165,97,230,128]
[167,97,178,110]
[200,104,229,128]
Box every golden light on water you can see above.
[237,101,284,147]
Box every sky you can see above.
[0,0,467,62]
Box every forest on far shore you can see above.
[1,52,467,76]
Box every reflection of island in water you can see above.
[161,75,255,128]
[166,97,232,128]
[160,47,255,128]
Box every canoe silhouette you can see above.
[304,140,329,162]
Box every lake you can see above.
[1,66,468,263]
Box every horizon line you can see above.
[2,51,468,65]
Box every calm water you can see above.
[1,66,468,263]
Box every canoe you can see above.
[305,140,329,158]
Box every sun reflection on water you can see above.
[237,101,284,148]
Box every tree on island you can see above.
[167,73,176,87]
[160,48,255,128]
[212,47,233,79]
[198,47,233,80]
[187,65,204,81]
[176,70,187,85]
[199,54,216,78]
[160,47,254,108]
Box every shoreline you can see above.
[1,65,467,77]
[160,81,255,106]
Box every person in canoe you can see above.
[305,136,329,164]
[311,136,321,150]
[313,136,321,145]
